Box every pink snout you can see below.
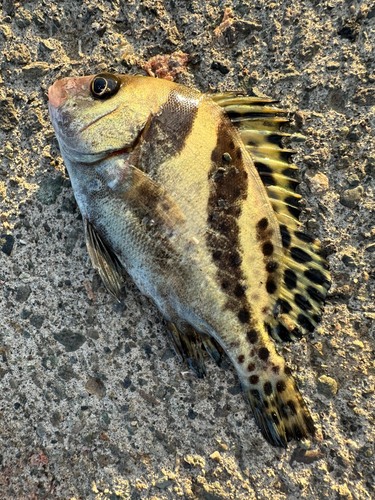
[48,75,93,108]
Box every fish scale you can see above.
[48,72,330,447]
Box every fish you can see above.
[48,72,330,447]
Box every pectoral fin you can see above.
[124,166,186,231]
[84,218,123,299]
[101,157,186,233]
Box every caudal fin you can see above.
[245,368,315,447]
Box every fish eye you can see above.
[90,73,121,99]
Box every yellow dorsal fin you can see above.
[215,93,331,342]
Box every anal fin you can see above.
[163,319,227,378]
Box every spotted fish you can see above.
[48,73,330,447]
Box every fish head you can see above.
[48,72,170,164]
[47,72,184,221]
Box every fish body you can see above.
[48,73,330,447]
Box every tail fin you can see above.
[244,368,315,447]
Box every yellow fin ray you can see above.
[214,91,331,343]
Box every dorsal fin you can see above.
[214,93,331,342]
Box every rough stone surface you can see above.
[0,1,375,499]
[35,175,64,205]
[352,87,375,106]
[0,98,18,131]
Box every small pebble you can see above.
[327,61,340,70]
[307,172,329,193]
[102,412,110,425]
[85,377,106,398]
[352,340,364,349]
[317,375,338,397]
[363,447,373,458]
[346,174,360,187]
[294,110,305,128]
[155,477,171,490]
[53,328,86,352]
[1,234,15,256]
[298,438,311,450]
[339,127,349,136]
[15,284,31,302]
[337,156,350,170]
[340,186,363,208]
[307,219,320,231]
[29,314,44,329]
[341,254,356,268]
[210,451,223,463]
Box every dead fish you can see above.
[48,72,330,447]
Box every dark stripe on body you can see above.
[97,88,199,270]
[137,88,199,177]
[206,116,255,331]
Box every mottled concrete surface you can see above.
[0,1,375,499]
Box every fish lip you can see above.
[48,80,68,108]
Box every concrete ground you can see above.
[0,0,374,498]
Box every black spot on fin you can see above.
[266,221,331,342]
[244,367,315,447]
[212,90,331,342]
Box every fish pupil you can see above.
[91,73,120,99]
[93,77,107,94]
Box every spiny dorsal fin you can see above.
[215,93,331,342]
